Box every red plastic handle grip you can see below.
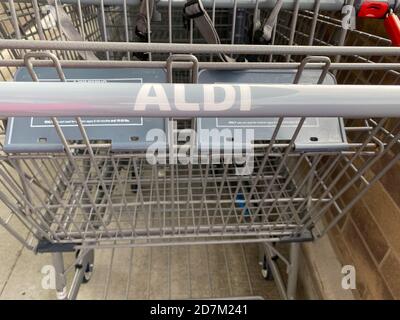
[384,13,400,46]
[358,1,389,18]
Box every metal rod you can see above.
[2,59,400,70]
[1,40,400,56]
[1,83,400,118]
[52,252,68,300]
[0,0,351,10]
[286,242,300,299]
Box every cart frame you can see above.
[0,0,400,300]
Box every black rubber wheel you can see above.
[82,262,94,284]
[261,255,274,281]
[131,170,138,192]
[75,250,95,284]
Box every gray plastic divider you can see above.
[196,69,347,152]
[4,67,167,152]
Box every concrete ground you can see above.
[0,226,282,300]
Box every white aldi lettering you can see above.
[174,83,200,111]
[204,84,235,111]
[135,84,171,111]
[133,84,252,112]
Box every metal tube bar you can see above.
[3,59,400,71]
[52,252,68,300]
[1,40,400,56]
[1,83,400,118]
[264,243,288,299]
[0,0,351,10]
[286,242,300,299]
[7,0,21,40]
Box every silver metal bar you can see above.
[287,0,300,61]
[58,223,302,240]
[3,59,400,71]
[52,252,68,300]
[145,0,152,61]
[308,0,321,45]
[68,249,94,299]
[168,0,172,44]
[77,0,85,41]
[123,0,129,60]
[32,0,45,40]
[100,0,109,60]
[103,247,115,299]
[1,83,400,118]
[0,0,351,9]
[335,0,354,63]
[2,40,400,56]
[231,0,238,45]
[166,54,199,83]
[263,243,287,299]
[52,0,65,42]
[209,0,216,61]
[7,0,21,39]
[75,237,295,250]
[286,242,300,299]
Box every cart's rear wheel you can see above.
[261,255,273,281]
[75,250,95,284]
[82,263,94,283]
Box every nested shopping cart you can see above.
[0,0,400,300]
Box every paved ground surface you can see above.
[0,227,282,300]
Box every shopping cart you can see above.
[0,0,400,300]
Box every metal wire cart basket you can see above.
[0,0,400,300]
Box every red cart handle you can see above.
[356,1,400,47]
[358,1,389,18]
[384,12,400,46]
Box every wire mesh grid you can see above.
[0,115,398,250]
[0,1,397,64]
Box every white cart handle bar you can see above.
[0,82,399,118]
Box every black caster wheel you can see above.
[131,171,138,192]
[261,255,274,281]
[75,250,95,284]
[82,261,94,283]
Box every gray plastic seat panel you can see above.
[197,69,347,152]
[5,68,167,152]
